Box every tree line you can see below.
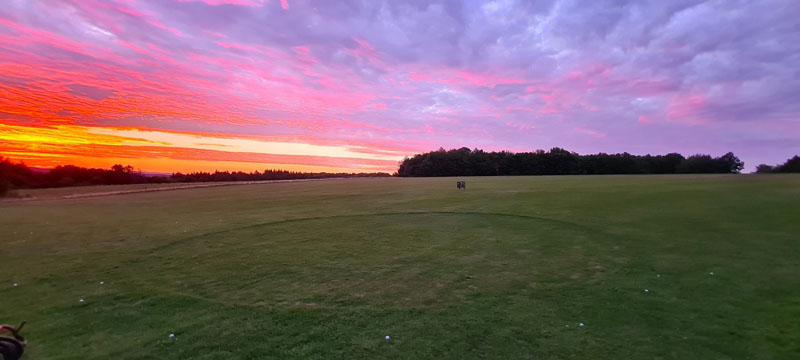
[3,151,798,196]
[755,156,800,173]
[396,147,748,177]
[0,156,389,197]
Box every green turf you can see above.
[2,175,799,359]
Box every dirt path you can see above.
[1,178,340,202]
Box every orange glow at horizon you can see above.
[4,152,369,174]
[0,123,402,173]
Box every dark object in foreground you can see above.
[457,181,466,190]
[0,322,26,360]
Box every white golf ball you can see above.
[79,299,85,303]
[169,333,175,339]
[579,323,585,328]
[644,289,649,293]
[13,283,18,287]
[709,272,714,276]
[100,281,104,285]
[385,336,390,341]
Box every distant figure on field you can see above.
[457,181,466,190]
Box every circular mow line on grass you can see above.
[136,211,611,309]
[149,211,610,253]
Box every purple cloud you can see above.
[67,84,115,100]
[1,0,799,171]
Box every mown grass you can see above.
[1,175,799,359]
[4,180,283,200]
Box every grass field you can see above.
[2,175,799,359]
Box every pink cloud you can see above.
[407,67,525,89]
[525,85,550,94]
[574,127,606,138]
[667,94,709,124]
[148,20,183,37]
[505,106,534,112]
[448,71,523,88]
[0,18,117,61]
[409,72,432,82]
[115,40,181,67]
[505,121,536,131]
[176,0,267,7]
[349,37,383,67]
[203,30,227,39]
[291,46,317,64]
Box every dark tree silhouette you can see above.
[398,148,745,177]
[757,155,800,173]
[0,155,390,196]
[755,164,775,174]
[716,152,745,173]
[777,156,800,173]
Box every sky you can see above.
[1,0,798,173]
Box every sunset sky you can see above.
[1,0,798,173]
